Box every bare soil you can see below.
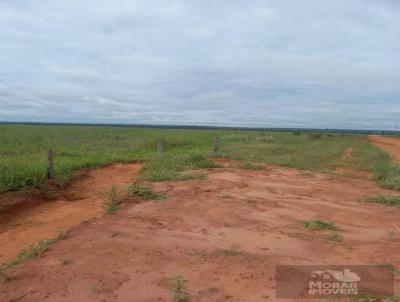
[0,159,399,301]
[0,163,142,263]
[370,135,400,163]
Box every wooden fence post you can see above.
[47,149,54,179]
[214,136,220,153]
[157,139,164,158]
[247,135,251,144]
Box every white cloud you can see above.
[0,0,399,129]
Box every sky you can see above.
[0,0,399,130]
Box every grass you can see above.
[190,246,246,257]
[140,154,220,182]
[0,124,399,193]
[0,230,65,281]
[102,186,124,215]
[365,194,400,207]
[302,219,337,231]
[128,184,166,200]
[237,162,265,170]
[170,274,189,302]
[380,262,400,276]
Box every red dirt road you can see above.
[370,135,400,163]
[1,160,399,301]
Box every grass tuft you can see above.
[102,186,124,215]
[380,262,400,276]
[372,162,400,191]
[238,162,265,170]
[170,274,189,302]
[302,219,337,231]
[365,194,400,207]
[128,184,166,200]
[0,230,65,282]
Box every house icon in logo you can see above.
[310,268,361,283]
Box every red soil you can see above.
[0,163,142,263]
[370,135,400,163]
[0,160,399,301]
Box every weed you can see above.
[380,263,400,276]
[0,236,59,282]
[324,233,343,242]
[302,219,337,231]
[128,184,166,200]
[365,194,400,207]
[215,246,246,257]
[386,230,398,241]
[348,291,400,302]
[190,246,246,257]
[102,186,124,215]
[170,274,189,302]
[90,282,98,293]
[372,162,400,191]
[55,230,66,240]
[238,162,264,170]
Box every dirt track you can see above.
[370,135,400,162]
[0,160,399,301]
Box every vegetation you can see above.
[140,154,220,182]
[102,186,124,215]
[170,274,189,302]
[302,219,337,231]
[380,262,400,276]
[0,230,65,281]
[0,124,399,193]
[128,184,166,200]
[190,246,246,257]
[365,194,400,207]
[237,162,265,170]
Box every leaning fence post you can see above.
[214,136,220,153]
[157,139,164,158]
[47,149,54,179]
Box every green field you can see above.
[0,124,399,193]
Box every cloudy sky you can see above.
[0,0,399,129]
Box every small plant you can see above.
[239,162,264,170]
[302,219,337,231]
[170,274,189,302]
[128,184,166,200]
[373,162,400,191]
[102,186,124,215]
[293,131,301,136]
[365,194,400,207]
[215,246,245,257]
[190,245,246,257]
[55,229,66,241]
[0,237,58,282]
[386,230,398,241]
[380,262,400,276]
[324,233,343,242]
